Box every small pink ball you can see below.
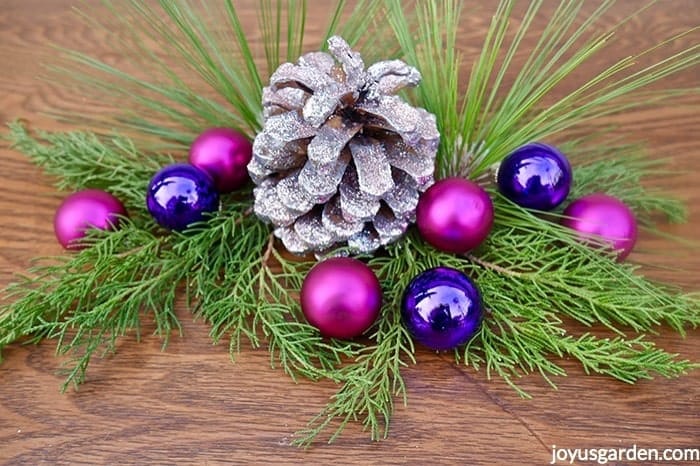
[561,193,638,261]
[53,189,127,250]
[416,177,494,254]
[188,128,253,193]
[300,257,382,339]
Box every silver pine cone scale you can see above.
[248,36,439,255]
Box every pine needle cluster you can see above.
[1,0,698,445]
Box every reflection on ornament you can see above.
[249,36,439,255]
[497,143,572,210]
[562,193,638,261]
[402,267,483,351]
[416,177,494,253]
[53,189,127,250]
[189,128,253,193]
[146,164,219,231]
[300,257,382,339]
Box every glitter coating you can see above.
[307,117,362,165]
[299,149,351,203]
[249,36,439,254]
[295,211,336,250]
[374,207,409,244]
[349,138,394,198]
[383,170,420,220]
[321,197,365,237]
[276,170,315,214]
[339,167,381,222]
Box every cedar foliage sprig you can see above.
[1,0,698,445]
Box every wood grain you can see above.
[1,1,698,465]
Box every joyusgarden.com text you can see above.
[550,444,699,464]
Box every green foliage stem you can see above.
[1,0,698,447]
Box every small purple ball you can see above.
[416,177,494,254]
[54,189,127,250]
[189,128,253,193]
[300,257,382,339]
[562,193,638,261]
[497,143,572,210]
[146,163,219,231]
[402,267,483,351]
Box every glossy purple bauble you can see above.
[497,143,572,210]
[189,128,253,193]
[300,257,382,339]
[416,177,494,253]
[562,193,638,261]
[402,267,483,351]
[53,189,127,250]
[146,163,219,231]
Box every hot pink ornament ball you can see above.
[53,189,127,250]
[416,177,494,254]
[561,193,638,261]
[300,257,382,339]
[188,127,253,193]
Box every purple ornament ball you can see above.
[402,267,483,351]
[146,163,219,231]
[189,128,252,193]
[416,177,494,254]
[497,142,572,210]
[300,257,382,339]
[53,189,127,250]
[561,193,638,261]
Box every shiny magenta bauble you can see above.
[562,193,638,261]
[53,189,127,250]
[300,257,382,339]
[416,177,494,254]
[188,128,253,193]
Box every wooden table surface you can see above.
[0,1,698,465]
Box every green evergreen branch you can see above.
[387,0,699,178]
[1,0,698,447]
[294,249,417,446]
[173,207,359,381]
[0,223,180,389]
[565,142,687,224]
[386,0,463,177]
[2,125,358,389]
[254,241,358,381]
[52,0,392,146]
[558,334,693,382]
[487,197,698,334]
[6,121,172,213]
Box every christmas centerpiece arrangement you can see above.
[1,0,698,446]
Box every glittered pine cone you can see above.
[248,36,439,254]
